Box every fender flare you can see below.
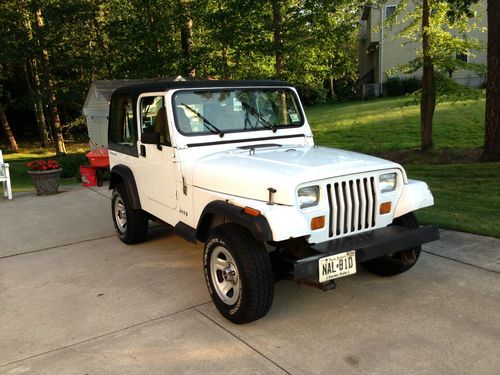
[109,165,142,210]
[196,200,273,242]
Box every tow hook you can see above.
[299,279,337,292]
[400,248,417,266]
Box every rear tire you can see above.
[203,224,274,324]
[361,213,421,276]
[111,183,148,244]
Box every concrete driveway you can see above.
[1,186,499,374]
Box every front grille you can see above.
[327,176,377,237]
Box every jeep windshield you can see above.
[172,88,304,136]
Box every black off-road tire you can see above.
[111,183,148,244]
[361,213,421,276]
[203,224,274,324]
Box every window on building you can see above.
[456,52,468,63]
[385,5,396,19]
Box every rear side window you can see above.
[109,94,138,156]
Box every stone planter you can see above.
[28,168,62,195]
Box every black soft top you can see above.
[112,79,292,98]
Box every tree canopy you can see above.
[0,0,365,151]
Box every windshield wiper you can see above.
[241,101,277,133]
[181,103,224,137]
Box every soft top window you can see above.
[172,88,303,136]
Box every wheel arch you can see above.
[196,200,273,243]
[109,165,142,210]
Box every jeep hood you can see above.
[188,145,402,205]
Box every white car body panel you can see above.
[394,179,434,218]
[187,145,403,206]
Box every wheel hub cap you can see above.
[223,265,236,282]
[114,196,127,233]
[210,246,240,305]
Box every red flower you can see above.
[26,159,61,171]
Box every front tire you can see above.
[111,183,148,244]
[203,224,274,324]
[361,213,421,276]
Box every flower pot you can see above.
[28,168,62,195]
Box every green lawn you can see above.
[3,143,88,192]
[307,97,485,153]
[305,97,500,238]
[406,164,500,237]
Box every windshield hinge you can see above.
[267,188,277,205]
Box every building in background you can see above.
[358,1,487,97]
[83,77,185,149]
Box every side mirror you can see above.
[141,131,160,145]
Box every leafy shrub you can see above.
[332,78,357,101]
[56,154,88,178]
[385,76,421,96]
[407,73,485,104]
[62,116,88,141]
[295,83,327,106]
[434,73,484,102]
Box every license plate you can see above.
[318,251,356,283]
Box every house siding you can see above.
[359,0,487,90]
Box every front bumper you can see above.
[291,225,439,283]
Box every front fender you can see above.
[224,197,311,242]
[394,179,434,218]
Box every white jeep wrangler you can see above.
[108,80,439,324]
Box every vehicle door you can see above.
[135,93,178,217]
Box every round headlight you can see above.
[379,173,397,193]
[298,186,320,208]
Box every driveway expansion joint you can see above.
[422,250,500,275]
[86,186,112,200]
[194,307,292,375]
[0,235,117,260]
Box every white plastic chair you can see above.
[0,150,13,200]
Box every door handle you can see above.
[140,145,146,157]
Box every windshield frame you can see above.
[171,87,305,137]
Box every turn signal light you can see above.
[244,206,261,217]
[379,202,392,215]
[311,216,325,230]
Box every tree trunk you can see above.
[94,3,113,77]
[21,8,50,146]
[328,77,336,99]
[180,0,195,77]
[420,0,435,151]
[482,0,500,161]
[221,44,231,79]
[272,0,284,79]
[33,2,66,155]
[0,110,19,153]
[218,2,231,79]
[23,60,50,147]
[145,0,161,56]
